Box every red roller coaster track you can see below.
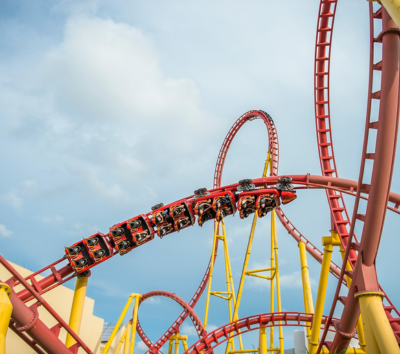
[1,1,399,354]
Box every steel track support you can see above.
[124,320,131,354]
[129,294,140,354]
[102,293,141,354]
[0,283,12,354]
[309,233,339,354]
[258,327,267,354]
[298,242,314,349]
[113,322,129,354]
[168,334,188,354]
[355,291,400,354]
[380,0,400,29]
[65,272,90,348]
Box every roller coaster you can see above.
[1,1,400,354]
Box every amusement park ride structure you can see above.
[1,1,400,354]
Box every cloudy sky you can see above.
[1,0,399,352]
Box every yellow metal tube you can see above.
[174,333,180,354]
[183,340,188,352]
[204,221,219,330]
[168,338,173,354]
[339,246,366,352]
[223,235,235,353]
[380,0,400,30]
[309,242,333,354]
[221,220,242,351]
[66,274,90,348]
[298,241,314,346]
[270,212,275,350]
[103,294,136,354]
[259,327,267,354]
[0,283,12,354]
[124,321,132,354]
[229,350,258,353]
[356,291,400,354]
[271,210,284,354]
[129,294,141,354]
[114,324,129,354]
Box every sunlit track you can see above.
[313,1,400,352]
[183,312,341,354]
[136,291,207,353]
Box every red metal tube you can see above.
[10,292,73,354]
[330,8,400,352]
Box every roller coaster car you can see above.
[110,221,138,256]
[169,201,195,231]
[126,215,155,245]
[151,206,178,238]
[65,241,94,273]
[83,232,113,264]
[212,191,236,221]
[237,189,280,219]
[280,190,297,204]
[194,196,215,226]
[256,191,280,218]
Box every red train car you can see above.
[151,201,195,237]
[126,214,155,246]
[194,191,236,226]
[65,232,113,273]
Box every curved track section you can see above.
[136,254,217,353]
[184,312,340,354]
[136,290,207,348]
[314,1,400,352]
[213,110,279,188]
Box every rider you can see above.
[176,216,190,230]
[198,199,212,216]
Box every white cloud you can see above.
[0,224,13,237]
[1,191,23,211]
[40,16,202,126]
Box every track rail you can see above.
[183,312,340,354]
[313,1,400,352]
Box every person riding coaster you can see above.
[213,194,235,221]
[198,212,214,226]
[135,230,151,243]
[128,219,141,231]
[256,194,277,218]
[92,249,105,262]
[239,195,257,219]
[159,223,174,237]
[154,209,170,225]
[170,204,186,218]
[175,216,190,231]
[196,199,212,216]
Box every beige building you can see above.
[0,261,125,354]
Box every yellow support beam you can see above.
[308,235,337,354]
[102,293,140,354]
[203,221,219,330]
[113,323,129,354]
[66,273,90,348]
[271,209,284,354]
[270,212,275,351]
[168,333,188,354]
[0,283,12,354]
[356,291,400,354]
[124,320,131,354]
[259,327,267,354]
[129,294,141,354]
[298,241,314,347]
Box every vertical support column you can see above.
[129,294,141,354]
[270,214,275,351]
[356,292,400,354]
[0,283,12,354]
[174,333,180,354]
[102,294,136,354]
[114,324,129,354]
[309,237,335,354]
[298,241,314,347]
[271,210,284,354]
[124,321,132,354]
[204,221,219,330]
[65,272,90,347]
[258,327,267,354]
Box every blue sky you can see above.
[0,0,399,352]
